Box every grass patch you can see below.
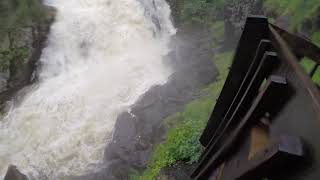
[312,31,320,47]
[139,52,234,180]
[312,69,320,86]
[210,21,225,41]
[300,57,320,86]
[300,58,316,74]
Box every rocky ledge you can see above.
[4,166,28,180]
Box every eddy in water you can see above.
[0,0,176,179]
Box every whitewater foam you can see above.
[0,0,175,179]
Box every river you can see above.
[0,0,176,179]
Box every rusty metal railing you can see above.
[192,16,320,180]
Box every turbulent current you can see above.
[0,0,176,179]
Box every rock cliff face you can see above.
[224,0,263,48]
[166,0,263,49]
[4,166,28,180]
[0,3,55,109]
[165,0,181,25]
[105,26,217,168]
[2,3,55,180]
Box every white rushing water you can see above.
[0,0,176,179]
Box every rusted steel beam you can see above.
[194,16,320,180]
[200,16,269,146]
[191,55,277,179]
[199,52,278,162]
[269,25,320,116]
[201,40,272,155]
[220,135,305,180]
[270,24,320,63]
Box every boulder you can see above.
[4,165,28,180]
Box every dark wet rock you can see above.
[0,5,56,110]
[4,165,28,180]
[68,21,217,180]
[101,25,217,178]
[224,0,263,48]
[104,112,153,168]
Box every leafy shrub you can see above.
[0,0,44,39]
[211,21,225,41]
[312,31,320,47]
[175,0,224,26]
[0,47,29,72]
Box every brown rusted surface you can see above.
[193,16,320,180]
[269,25,320,116]
[270,24,320,63]
[221,135,304,180]
[248,123,270,160]
[200,16,269,146]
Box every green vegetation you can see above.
[139,52,234,180]
[211,21,225,41]
[300,58,320,86]
[265,0,320,86]
[132,2,230,179]
[0,0,44,31]
[138,1,320,179]
[180,0,224,25]
[171,0,224,26]
[0,47,29,72]
[312,32,320,47]
[264,0,320,32]
[300,58,316,74]
[264,0,320,46]
[0,0,45,79]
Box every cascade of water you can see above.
[0,0,176,179]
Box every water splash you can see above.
[0,0,176,179]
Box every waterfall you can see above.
[0,0,176,179]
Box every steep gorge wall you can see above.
[0,0,55,106]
